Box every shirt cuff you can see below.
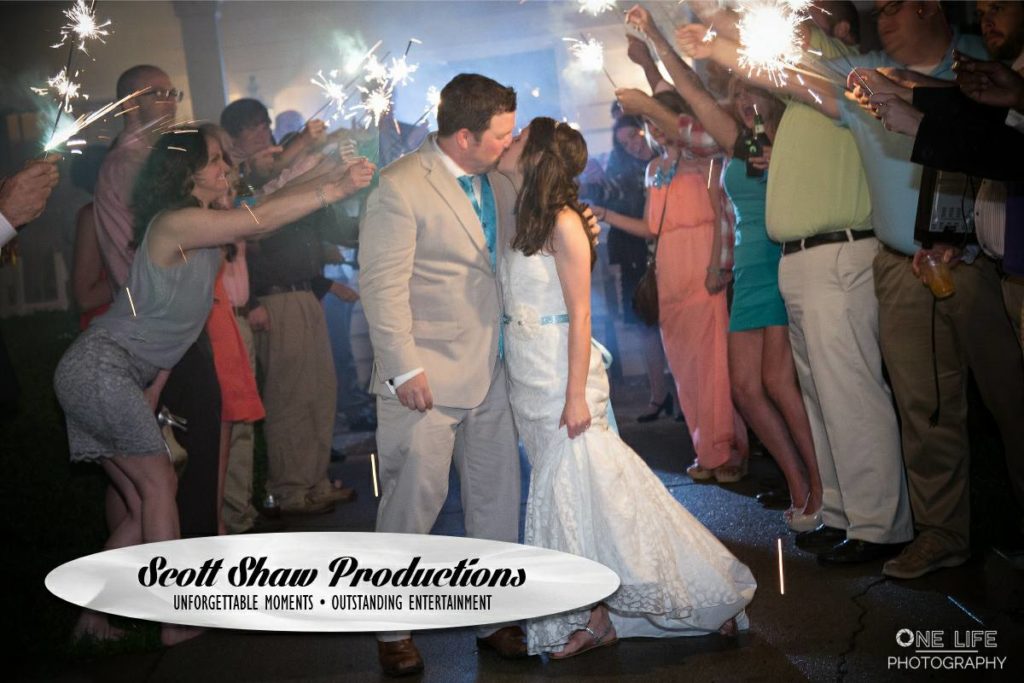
[0,211,16,248]
[387,367,424,393]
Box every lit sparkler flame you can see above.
[577,0,616,16]
[311,70,351,116]
[349,83,394,128]
[564,36,605,73]
[364,54,390,84]
[736,0,809,86]
[387,56,419,88]
[52,0,112,54]
[44,89,144,151]
[32,68,88,113]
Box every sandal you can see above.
[549,620,618,660]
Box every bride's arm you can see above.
[552,208,594,439]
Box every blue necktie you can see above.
[457,174,502,357]
[457,174,497,271]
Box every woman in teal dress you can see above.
[619,5,823,532]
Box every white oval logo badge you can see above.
[45,533,620,631]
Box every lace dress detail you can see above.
[500,248,757,655]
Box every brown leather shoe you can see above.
[378,638,423,677]
[476,625,528,659]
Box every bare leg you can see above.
[217,422,231,535]
[761,326,823,515]
[728,329,810,508]
[72,461,150,643]
[642,325,669,403]
[108,453,202,646]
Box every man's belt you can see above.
[781,229,875,256]
[259,281,313,296]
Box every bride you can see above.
[496,117,756,658]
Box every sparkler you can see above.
[702,25,717,43]
[43,89,144,152]
[178,244,188,263]
[306,41,386,126]
[47,1,114,141]
[577,0,616,16]
[32,68,88,114]
[347,82,394,128]
[387,56,419,88]
[364,53,391,84]
[777,537,785,595]
[735,0,808,87]
[370,452,380,498]
[564,35,618,88]
[403,37,422,57]
[125,286,137,317]
[243,203,260,225]
[52,0,111,54]
[408,85,441,128]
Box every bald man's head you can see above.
[115,65,178,127]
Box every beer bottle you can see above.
[745,106,771,178]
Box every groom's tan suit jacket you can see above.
[359,134,518,409]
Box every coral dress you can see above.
[647,166,745,469]
[205,268,264,423]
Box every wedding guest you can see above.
[622,4,823,530]
[54,126,373,643]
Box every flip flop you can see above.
[549,621,618,660]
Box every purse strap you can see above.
[649,156,680,261]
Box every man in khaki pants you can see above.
[360,74,526,677]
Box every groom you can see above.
[358,73,526,676]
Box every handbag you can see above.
[632,161,676,326]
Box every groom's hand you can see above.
[397,373,434,412]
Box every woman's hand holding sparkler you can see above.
[867,93,923,137]
[675,24,714,61]
[614,88,655,117]
[328,157,376,201]
[625,5,657,39]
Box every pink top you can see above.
[93,126,151,288]
[221,240,250,307]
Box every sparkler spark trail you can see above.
[348,83,394,128]
[364,53,390,84]
[243,203,260,225]
[371,452,380,498]
[125,287,137,317]
[44,89,144,151]
[777,538,785,594]
[53,0,112,54]
[736,0,809,86]
[564,36,605,73]
[32,68,88,114]
[577,0,616,16]
[387,55,419,88]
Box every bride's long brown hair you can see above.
[511,117,595,266]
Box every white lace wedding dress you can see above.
[500,247,757,655]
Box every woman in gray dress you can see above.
[54,125,373,644]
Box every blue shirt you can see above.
[832,32,987,255]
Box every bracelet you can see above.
[316,185,329,210]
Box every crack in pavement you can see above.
[835,576,889,682]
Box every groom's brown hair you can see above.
[437,73,516,139]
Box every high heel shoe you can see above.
[637,393,672,423]
[784,493,822,533]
